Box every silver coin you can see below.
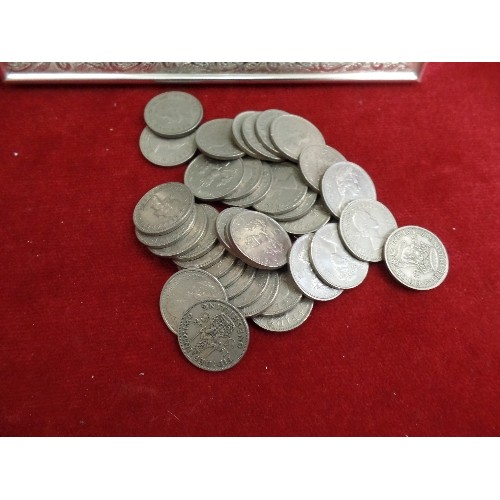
[218,260,246,288]
[240,271,280,317]
[133,182,194,235]
[223,158,264,202]
[241,112,282,162]
[230,269,270,309]
[216,207,246,251]
[224,161,273,207]
[225,265,257,299]
[202,252,236,278]
[229,211,292,270]
[278,199,331,235]
[384,226,449,290]
[260,271,303,316]
[174,242,226,270]
[339,199,397,262]
[175,204,218,261]
[139,126,197,167]
[159,269,227,335]
[289,234,343,301]
[270,114,325,162]
[149,204,208,258]
[144,91,203,138]
[195,118,245,160]
[178,299,249,371]
[310,223,369,289]
[255,109,288,157]
[231,111,262,158]
[321,161,377,218]
[184,154,244,201]
[252,297,314,332]
[272,189,318,222]
[253,162,308,215]
[298,144,346,192]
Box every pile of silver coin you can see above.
[134,91,449,372]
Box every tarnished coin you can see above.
[216,207,246,251]
[278,199,331,235]
[253,162,308,215]
[160,269,227,335]
[270,114,325,162]
[298,144,346,191]
[133,182,194,235]
[178,299,249,371]
[185,155,244,201]
[219,260,246,288]
[384,226,449,290]
[229,211,292,269]
[240,271,280,317]
[139,127,197,167]
[144,91,203,138]
[261,271,303,316]
[321,161,377,218]
[339,199,397,262]
[272,189,318,222]
[310,223,369,289]
[241,112,282,162]
[252,297,314,332]
[174,242,225,270]
[225,265,256,299]
[225,161,273,208]
[202,251,236,278]
[255,109,288,157]
[231,111,262,158]
[224,158,264,202]
[289,234,343,301]
[230,269,270,309]
[195,118,245,160]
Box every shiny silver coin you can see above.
[178,299,249,371]
[159,269,227,335]
[144,91,203,138]
[229,211,292,270]
[255,109,288,157]
[310,223,369,289]
[184,155,244,201]
[298,144,346,192]
[223,158,264,202]
[149,204,208,258]
[253,162,308,215]
[277,199,331,235]
[289,234,343,301]
[225,265,257,299]
[195,118,245,160]
[384,226,449,290]
[202,251,236,278]
[231,111,262,158]
[272,189,317,222]
[230,269,270,309]
[175,204,218,261]
[133,182,194,235]
[339,199,397,262]
[252,297,314,332]
[270,114,325,162]
[174,242,225,270]
[139,126,197,167]
[224,161,273,207]
[321,161,376,218]
[216,207,246,251]
[240,271,280,317]
[241,112,282,162]
[260,271,303,316]
[218,260,246,288]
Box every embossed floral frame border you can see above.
[0,62,424,83]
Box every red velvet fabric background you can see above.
[0,63,498,436]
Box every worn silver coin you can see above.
[223,158,264,201]
[160,269,227,335]
[288,234,343,301]
[195,118,245,160]
[241,112,282,162]
[240,271,280,317]
[278,199,331,235]
[298,144,346,192]
[225,265,256,299]
[321,161,377,218]
[261,271,303,316]
[339,199,397,262]
[252,297,314,332]
[255,109,288,157]
[384,226,449,290]
[178,299,249,372]
[216,207,246,251]
[230,269,271,309]
[272,189,318,222]
[218,260,246,288]
[144,91,203,138]
[231,111,262,158]
[224,161,273,208]
[202,252,236,278]
[174,242,226,270]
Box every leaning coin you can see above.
[288,234,343,301]
[159,269,227,335]
[202,252,236,278]
[339,198,397,262]
[272,189,317,222]
[278,199,331,235]
[224,161,273,208]
[144,91,203,138]
[139,127,197,167]
[230,270,270,309]
[178,299,249,372]
[195,118,245,160]
[241,112,282,162]
[270,114,325,162]
[252,297,314,332]
[133,182,194,235]
[223,158,264,202]
[225,265,257,299]
[321,161,376,218]
[184,155,244,201]
[298,144,346,192]
[174,242,226,270]
[384,226,449,290]
[310,223,369,289]
[231,111,262,158]
[218,260,246,288]
[260,271,303,316]
[240,271,280,318]
[216,207,246,251]
[255,109,288,157]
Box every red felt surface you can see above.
[0,63,499,436]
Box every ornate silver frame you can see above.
[1,62,424,83]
